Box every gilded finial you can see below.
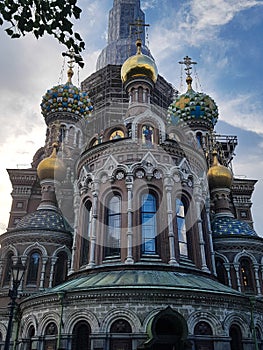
[179,56,197,91]
[136,38,142,55]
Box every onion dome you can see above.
[212,216,257,237]
[167,76,218,129]
[37,143,66,181]
[207,151,233,189]
[41,67,93,120]
[121,39,158,84]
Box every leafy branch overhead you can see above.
[0,0,85,67]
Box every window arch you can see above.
[26,251,41,285]
[44,322,57,350]
[194,321,214,350]
[80,201,92,266]
[240,258,255,293]
[105,195,121,258]
[3,252,13,286]
[176,198,188,257]
[72,321,91,350]
[230,324,243,350]
[110,319,132,350]
[216,258,228,285]
[142,125,154,145]
[25,325,35,350]
[141,193,157,255]
[53,251,68,286]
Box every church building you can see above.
[0,1,262,349]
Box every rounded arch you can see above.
[132,111,166,142]
[188,311,223,336]
[21,314,38,338]
[0,323,7,339]
[143,307,188,349]
[66,310,99,334]
[101,308,141,333]
[214,252,230,264]
[223,313,250,338]
[38,311,60,336]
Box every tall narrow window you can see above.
[3,252,13,286]
[176,198,188,257]
[230,325,243,350]
[216,259,228,285]
[105,195,121,258]
[80,202,92,266]
[141,194,157,254]
[240,258,254,293]
[110,319,132,350]
[26,252,40,285]
[72,321,91,350]
[53,252,68,286]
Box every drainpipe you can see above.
[249,296,259,350]
[57,292,66,350]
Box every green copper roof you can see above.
[49,269,241,296]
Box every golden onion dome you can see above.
[37,143,66,181]
[207,151,233,189]
[121,39,158,84]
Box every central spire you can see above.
[96,0,153,70]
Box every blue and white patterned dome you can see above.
[212,216,257,237]
[15,209,72,233]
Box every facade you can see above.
[0,1,263,350]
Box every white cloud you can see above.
[142,0,158,10]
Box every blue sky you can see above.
[0,0,263,234]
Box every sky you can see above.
[0,0,263,235]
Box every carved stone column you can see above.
[39,257,48,289]
[88,180,100,268]
[194,186,209,272]
[234,263,241,292]
[224,263,232,287]
[69,180,81,274]
[205,197,216,275]
[164,176,178,266]
[253,263,262,295]
[125,174,134,264]
[49,256,58,288]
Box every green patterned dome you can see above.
[167,77,218,129]
[212,216,257,237]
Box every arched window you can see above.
[176,198,188,257]
[240,258,254,293]
[196,132,203,147]
[44,322,57,350]
[142,125,153,145]
[3,252,13,286]
[216,258,228,285]
[59,125,66,142]
[194,321,214,350]
[110,319,132,350]
[72,321,91,350]
[230,325,243,350]
[105,195,121,258]
[53,251,68,286]
[26,252,40,285]
[80,201,92,266]
[141,193,157,255]
[25,325,35,350]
